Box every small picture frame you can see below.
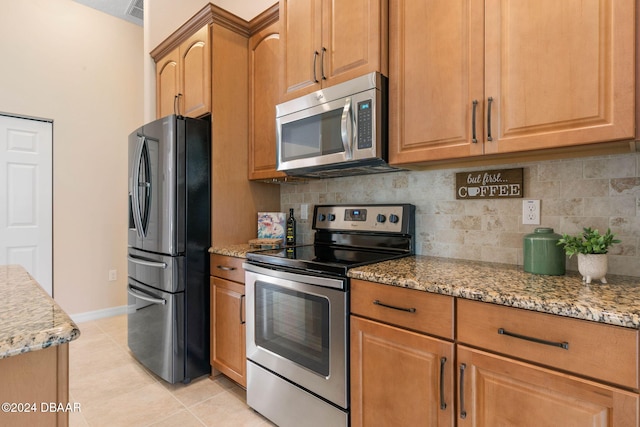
[257,212,286,241]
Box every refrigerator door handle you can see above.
[128,255,167,269]
[131,136,146,238]
[127,286,166,305]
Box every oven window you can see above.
[255,281,330,377]
[281,108,344,162]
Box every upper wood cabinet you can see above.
[389,0,636,165]
[279,0,388,102]
[156,48,180,119]
[248,11,285,181]
[155,24,211,119]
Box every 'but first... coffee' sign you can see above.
[456,168,523,199]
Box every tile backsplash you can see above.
[281,152,640,277]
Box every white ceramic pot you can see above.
[577,253,608,284]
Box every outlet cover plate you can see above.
[522,200,541,225]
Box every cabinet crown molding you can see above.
[249,3,279,36]
[151,3,257,61]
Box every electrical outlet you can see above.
[108,269,117,282]
[300,204,309,220]
[522,199,541,225]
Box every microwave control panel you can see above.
[314,204,412,234]
[357,100,373,149]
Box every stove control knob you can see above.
[318,214,326,221]
[389,214,400,224]
[328,213,336,221]
[376,214,387,223]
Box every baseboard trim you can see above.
[71,305,128,323]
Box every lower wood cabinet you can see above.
[455,298,639,426]
[350,279,455,426]
[351,279,640,427]
[457,345,639,426]
[0,344,70,427]
[210,254,246,387]
[350,316,454,427]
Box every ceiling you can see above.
[73,0,143,26]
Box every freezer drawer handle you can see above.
[128,255,167,269]
[373,299,416,313]
[127,286,166,305]
[498,328,569,350]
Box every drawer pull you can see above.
[440,357,447,410]
[216,265,237,272]
[373,300,416,313]
[498,328,569,350]
[459,363,467,419]
[240,294,246,325]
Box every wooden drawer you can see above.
[457,299,639,389]
[210,254,245,283]
[351,279,454,339]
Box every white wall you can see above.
[0,0,144,315]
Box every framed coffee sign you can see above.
[456,168,523,199]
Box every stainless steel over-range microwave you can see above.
[276,72,399,178]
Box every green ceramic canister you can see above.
[523,227,566,275]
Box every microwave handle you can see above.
[340,97,353,159]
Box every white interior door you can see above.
[0,114,53,296]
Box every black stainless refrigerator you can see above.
[127,114,210,384]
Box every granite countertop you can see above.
[209,244,256,258]
[0,265,80,359]
[348,255,640,329]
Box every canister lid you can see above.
[534,227,554,234]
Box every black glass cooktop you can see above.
[246,244,408,276]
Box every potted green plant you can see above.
[557,227,620,284]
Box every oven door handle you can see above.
[243,262,346,290]
[340,97,353,160]
[127,286,166,305]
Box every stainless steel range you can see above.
[244,204,415,427]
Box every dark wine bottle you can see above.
[286,208,296,245]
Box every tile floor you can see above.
[69,314,274,427]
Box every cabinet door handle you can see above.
[313,51,319,83]
[440,357,447,410]
[373,299,416,313]
[216,265,236,271]
[471,100,478,143]
[321,47,327,80]
[174,93,183,117]
[240,294,246,325]
[486,96,494,141]
[459,363,467,419]
[498,328,569,350]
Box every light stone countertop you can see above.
[0,265,80,359]
[347,255,640,329]
[209,244,256,258]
